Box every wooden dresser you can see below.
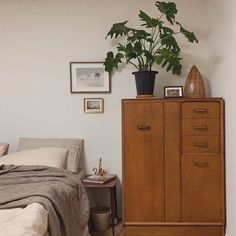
[122,98,225,236]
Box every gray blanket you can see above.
[0,164,89,236]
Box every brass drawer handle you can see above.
[193,126,208,131]
[193,109,208,113]
[194,161,209,168]
[193,142,208,148]
[137,125,151,131]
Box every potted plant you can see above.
[104,1,198,96]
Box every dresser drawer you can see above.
[182,136,220,153]
[182,155,222,222]
[182,119,220,136]
[182,102,220,119]
[124,225,223,236]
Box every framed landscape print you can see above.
[164,86,183,98]
[70,62,111,93]
[84,98,104,114]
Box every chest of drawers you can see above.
[122,98,225,236]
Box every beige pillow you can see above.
[0,147,68,168]
[17,138,84,173]
[0,143,9,157]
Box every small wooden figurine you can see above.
[92,158,107,177]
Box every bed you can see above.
[0,138,90,236]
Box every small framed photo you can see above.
[70,62,111,93]
[84,98,104,114]
[164,86,183,98]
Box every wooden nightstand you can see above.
[82,176,118,236]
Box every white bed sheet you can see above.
[0,203,48,236]
[0,203,90,236]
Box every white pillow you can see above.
[0,146,6,156]
[0,143,9,157]
[0,147,68,168]
[17,138,84,173]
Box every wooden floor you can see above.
[90,221,123,236]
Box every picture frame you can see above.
[70,62,111,93]
[164,86,183,98]
[84,98,104,114]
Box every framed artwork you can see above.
[84,98,104,114]
[70,62,111,93]
[164,86,183,98]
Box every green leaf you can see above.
[128,29,151,42]
[177,22,198,43]
[144,50,153,60]
[160,26,174,35]
[154,55,163,65]
[125,42,137,59]
[155,1,177,24]
[104,51,124,72]
[106,21,130,39]
[158,25,180,52]
[157,48,183,75]
[135,29,151,40]
[117,43,126,52]
[134,41,142,55]
[143,50,155,68]
[126,52,137,60]
[118,42,138,61]
[160,35,180,52]
[126,42,134,53]
[139,10,162,28]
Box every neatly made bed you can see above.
[0,138,90,236]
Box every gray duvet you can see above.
[0,164,89,236]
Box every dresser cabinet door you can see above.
[123,101,164,222]
[182,155,222,222]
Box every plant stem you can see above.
[136,56,144,70]
[127,59,140,70]
[149,26,157,52]
[152,44,163,57]
[141,38,147,51]
[158,13,165,21]
[152,31,180,54]
[150,28,160,53]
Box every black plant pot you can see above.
[132,71,158,96]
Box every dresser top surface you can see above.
[122,97,224,103]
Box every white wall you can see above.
[0,0,207,175]
[0,0,229,222]
[207,1,236,236]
